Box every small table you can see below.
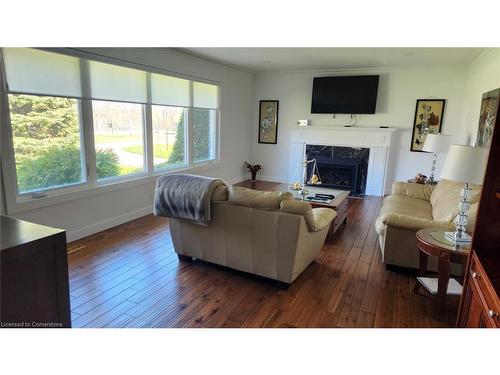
[414,228,471,315]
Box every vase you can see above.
[250,171,258,182]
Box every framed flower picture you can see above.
[475,88,500,148]
[258,100,279,144]
[410,99,445,152]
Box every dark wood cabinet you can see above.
[459,253,498,328]
[1,216,71,328]
[462,282,491,328]
[457,104,500,328]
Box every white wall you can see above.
[2,48,253,241]
[461,49,500,144]
[250,67,467,188]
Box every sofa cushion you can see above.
[375,194,433,236]
[391,181,434,201]
[228,186,292,210]
[379,195,433,219]
[430,179,482,222]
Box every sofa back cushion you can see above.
[430,179,482,222]
[391,181,434,201]
[228,186,292,210]
[280,199,316,231]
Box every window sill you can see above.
[6,160,221,215]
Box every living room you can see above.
[1,2,499,374]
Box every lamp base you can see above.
[444,231,472,244]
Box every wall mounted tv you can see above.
[311,75,379,114]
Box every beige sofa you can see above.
[169,186,337,285]
[375,179,481,271]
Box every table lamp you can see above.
[440,145,488,244]
[422,133,451,183]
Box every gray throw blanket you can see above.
[153,174,226,225]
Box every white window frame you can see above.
[0,48,221,214]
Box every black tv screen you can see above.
[311,75,379,114]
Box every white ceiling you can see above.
[179,47,484,73]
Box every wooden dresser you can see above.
[457,109,500,328]
[1,216,71,328]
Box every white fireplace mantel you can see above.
[288,126,397,196]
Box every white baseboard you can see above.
[67,206,153,243]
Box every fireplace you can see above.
[306,145,370,196]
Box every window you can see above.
[3,48,86,195]
[8,94,85,193]
[152,106,187,170]
[193,108,216,162]
[92,101,146,179]
[193,82,218,163]
[1,48,220,212]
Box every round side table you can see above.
[414,228,471,315]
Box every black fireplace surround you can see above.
[306,145,370,196]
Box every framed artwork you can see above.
[258,100,279,144]
[410,99,446,152]
[475,88,500,148]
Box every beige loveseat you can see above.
[375,179,481,271]
[169,186,337,285]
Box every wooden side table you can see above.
[414,228,471,315]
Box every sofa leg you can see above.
[177,254,193,262]
[274,280,291,289]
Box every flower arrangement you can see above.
[244,162,262,182]
[414,173,428,184]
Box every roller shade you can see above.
[3,48,220,109]
[3,48,82,97]
[150,73,190,107]
[193,82,218,109]
[89,60,148,104]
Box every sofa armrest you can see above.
[381,213,454,232]
[312,208,337,232]
[391,182,434,201]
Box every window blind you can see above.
[89,60,148,104]
[3,48,220,108]
[193,82,218,109]
[3,48,82,98]
[151,73,190,107]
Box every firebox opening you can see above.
[305,145,370,196]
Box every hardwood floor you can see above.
[67,192,458,328]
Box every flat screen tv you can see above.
[311,75,379,114]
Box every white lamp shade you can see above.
[440,145,488,185]
[422,133,451,153]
